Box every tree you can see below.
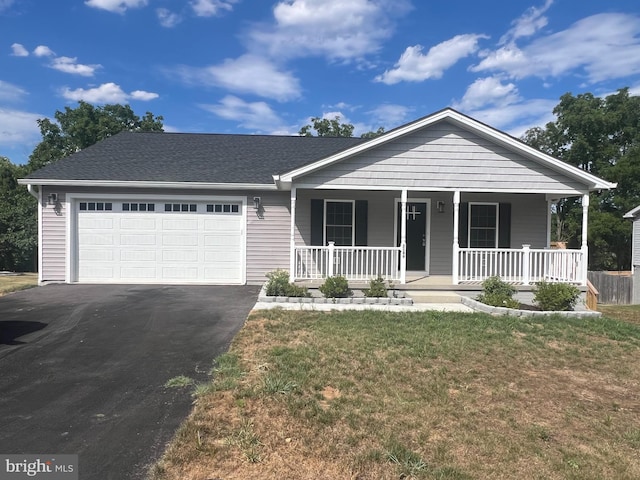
[522,88,640,270]
[0,103,165,272]
[360,127,385,139]
[0,157,36,271]
[28,101,164,172]
[299,116,355,137]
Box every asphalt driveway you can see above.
[0,284,260,479]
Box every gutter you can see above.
[17,179,279,191]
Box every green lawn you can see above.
[0,273,38,295]
[151,308,640,480]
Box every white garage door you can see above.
[75,198,245,284]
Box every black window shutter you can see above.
[498,203,511,248]
[310,199,324,246]
[458,202,469,248]
[355,200,368,246]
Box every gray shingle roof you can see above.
[26,131,367,184]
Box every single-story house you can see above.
[20,108,615,287]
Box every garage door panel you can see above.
[120,267,157,279]
[120,218,156,230]
[163,218,199,230]
[162,235,198,246]
[204,250,240,262]
[162,266,199,280]
[120,250,156,261]
[80,249,114,261]
[204,235,241,247]
[80,233,114,246]
[162,250,199,262]
[121,234,158,245]
[76,199,244,284]
[79,217,114,229]
[79,266,114,279]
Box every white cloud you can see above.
[176,54,301,102]
[248,0,412,61]
[156,8,182,27]
[367,104,410,127]
[465,99,557,138]
[453,76,520,111]
[375,34,488,85]
[61,83,158,103]
[130,90,159,101]
[33,45,55,57]
[51,56,101,76]
[10,43,28,57]
[85,0,148,14]
[0,108,41,146]
[500,0,553,45]
[200,95,284,131]
[0,0,14,13]
[473,13,640,84]
[0,80,27,102]
[190,0,237,17]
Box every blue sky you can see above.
[1,0,640,164]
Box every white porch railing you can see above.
[457,245,585,285]
[294,242,402,282]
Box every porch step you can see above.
[406,291,462,304]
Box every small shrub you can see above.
[533,281,581,311]
[476,276,519,309]
[264,269,309,297]
[363,276,389,297]
[319,275,352,298]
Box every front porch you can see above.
[292,243,587,286]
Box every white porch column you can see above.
[580,193,589,286]
[452,190,460,285]
[400,189,407,284]
[547,200,553,248]
[289,187,297,280]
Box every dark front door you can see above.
[397,202,427,271]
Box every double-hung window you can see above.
[469,203,498,248]
[325,200,354,246]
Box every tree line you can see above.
[1,90,639,272]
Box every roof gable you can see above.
[278,108,616,192]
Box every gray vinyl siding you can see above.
[246,191,291,284]
[298,121,585,193]
[38,186,291,285]
[633,219,640,267]
[41,187,67,282]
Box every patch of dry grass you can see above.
[600,304,640,325]
[0,273,37,295]
[150,309,640,480]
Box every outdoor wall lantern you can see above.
[437,201,445,213]
[47,193,58,205]
[253,196,262,210]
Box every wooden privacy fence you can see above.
[587,271,632,305]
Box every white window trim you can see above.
[323,199,355,246]
[468,202,499,249]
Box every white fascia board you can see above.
[280,108,617,192]
[624,205,640,218]
[17,179,277,190]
